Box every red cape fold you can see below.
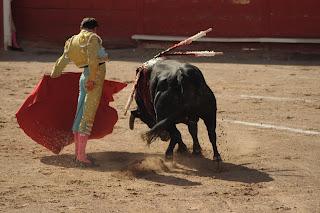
[16,72,127,154]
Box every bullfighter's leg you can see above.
[203,112,222,162]
[187,120,202,157]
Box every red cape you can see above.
[16,72,127,154]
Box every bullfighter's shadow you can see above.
[41,151,273,186]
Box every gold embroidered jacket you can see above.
[51,29,105,82]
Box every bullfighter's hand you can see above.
[102,56,110,62]
[86,80,95,91]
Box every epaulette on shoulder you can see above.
[88,33,102,45]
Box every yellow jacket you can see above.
[51,29,105,82]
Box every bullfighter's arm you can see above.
[87,35,101,82]
[51,39,71,78]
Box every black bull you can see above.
[129,59,221,162]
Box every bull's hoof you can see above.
[165,155,173,161]
[129,113,135,130]
[177,144,188,154]
[213,155,222,172]
[213,155,222,162]
[165,152,174,161]
[192,150,204,158]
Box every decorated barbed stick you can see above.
[124,28,214,115]
[124,70,142,116]
[153,28,213,59]
[163,51,223,57]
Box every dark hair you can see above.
[80,17,99,29]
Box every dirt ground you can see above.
[0,42,320,213]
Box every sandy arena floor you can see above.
[0,43,320,212]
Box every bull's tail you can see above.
[141,117,173,145]
[141,131,158,145]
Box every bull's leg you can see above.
[188,120,202,157]
[166,125,187,159]
[177,140,188,155]
[165,138,177,160]
[129,110,137,130]
[204,114,222,162]
[174,128,188,155]
[130,109,155,130]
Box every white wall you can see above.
[3,0,11,50]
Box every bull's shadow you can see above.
[41,151,273,186]
[173,154,274,183]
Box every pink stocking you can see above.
[74,132,79,157]
[11,32,21,48]
[77,134,91,163]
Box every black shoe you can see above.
[75,159,99,168]
[9,46,24,52]
[87,155,96,163]
[74,155,97,164]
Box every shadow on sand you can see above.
[41,151,273,186]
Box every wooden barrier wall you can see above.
[8,0,320,45]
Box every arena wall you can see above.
[6,0,320,46]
